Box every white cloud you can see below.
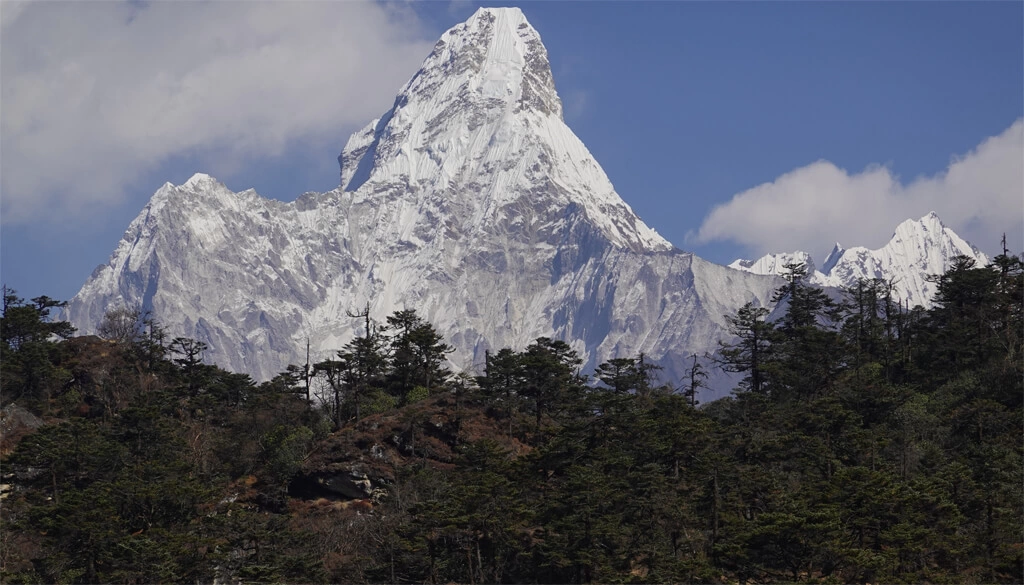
[1,1,436,223]
[691,119,1024,258]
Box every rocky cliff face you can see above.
[66,8,781,397]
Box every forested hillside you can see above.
[2,253,1021,584]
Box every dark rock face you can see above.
[289,470,380,501]
[290,393,526,506]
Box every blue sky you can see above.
[2,1,1022,303]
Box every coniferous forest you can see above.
[1,253,1021,584]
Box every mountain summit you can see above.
[66,8,778,390]
[338,7,670,252]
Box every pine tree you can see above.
[478,348,525,440]
[769,263,845,399]
[519,338,584,432]
[386,309,453,400]
[716,302,776,396]
[684,354,707,407]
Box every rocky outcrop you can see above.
[0,403,44,460]
[290,393,525,505]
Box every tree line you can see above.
[0,251,1020,583]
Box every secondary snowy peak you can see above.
[337,7,671,253]
[820,242,845,274]
[887,212,972,269]
[729,212,989,308]
[822,212,989,305]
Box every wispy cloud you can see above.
[561,89,591,121]
[1,1,435,223]
[691,119,1024,258]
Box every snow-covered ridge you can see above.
[728,212,990,308]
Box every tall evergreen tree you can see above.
[716,302,776,396]
[519,338,584,431]
[771,263,845,398]
[1,288,76,407]
[385,309,453,400]
[478,348,525,439]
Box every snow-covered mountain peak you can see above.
[336,7,670,252]
[183,172,217,189]
[881,210,986,272]
[150,173,233,204]
[411,7,561,119]
[890,211,947,251]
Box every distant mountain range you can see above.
[65,8,985,399]
[729,212,988,308]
